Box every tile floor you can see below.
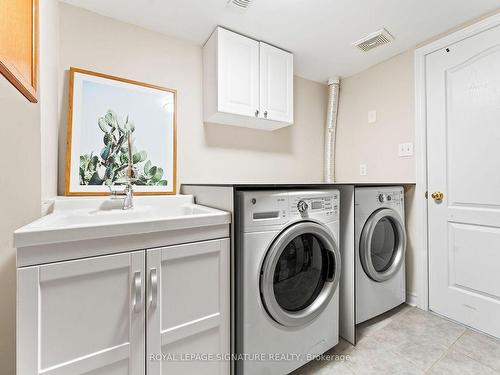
[291,304,500,374]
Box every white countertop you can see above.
[15,195,231,249]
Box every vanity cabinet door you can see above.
[17,251,145,375]
[146,238,230,375]
[259,42,294,124]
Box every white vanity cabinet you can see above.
[146,239,230,375]
[17,239,230,375]
[203,26,294,130]
[17,251,146,375]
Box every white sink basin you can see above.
[14,195,230,248]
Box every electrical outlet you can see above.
[359,163,367,176]
[398,142,413,157]
[368,110,377,124]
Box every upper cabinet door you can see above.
[0,0,38,102]
[17,251,145,375]
[217,28,260,118]
[259,42,294,124]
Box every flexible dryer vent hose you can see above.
[324,77,340,183]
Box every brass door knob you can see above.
[431,191,444,201]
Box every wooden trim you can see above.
[64,68,75,196]
[0,0,38,103]
[413,12,500,311]
[65,67,177,196]
[32,0,38,92]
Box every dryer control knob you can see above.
[297,200,309,213]
[378,194,386,203]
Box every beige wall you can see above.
[0,79,41,373]
[58,4,327,193]
[0,1,59,372]
[40,0,60,211]
[334,51,418,297]
[335,50,415,183]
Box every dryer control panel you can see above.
[374,189,403,208]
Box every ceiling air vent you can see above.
[353,28,394,52]
[227,0,252,10]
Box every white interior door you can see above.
[426,23,500,338]
[17,251,145,375]
[259,42,294,123]
[147,239,230,375]
[217,28,260,118]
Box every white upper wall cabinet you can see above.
[203,27,294,131]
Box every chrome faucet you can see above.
[110,181,134,210]
[108,131,135,210]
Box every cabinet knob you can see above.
[255,110,259,117]
[264,111,268,118]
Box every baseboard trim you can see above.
[406,291,417,307]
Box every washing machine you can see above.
[235,190,341,375]
[355,186,407,324]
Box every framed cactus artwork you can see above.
[65,67,177,195]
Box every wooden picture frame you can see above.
[65,67,177,196]
[0,0,39,102]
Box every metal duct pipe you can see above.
[324,77,340,183]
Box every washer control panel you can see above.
[290,192,339,219]
[238,190,340,231]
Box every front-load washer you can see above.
[355,186,407,324]
[235,190,341,375]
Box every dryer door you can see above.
[260,221,341,327]
[360,208,406,282]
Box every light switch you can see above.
[359,163,367,176]
[398,142,414,157]
[368,110,377,124]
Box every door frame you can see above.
[414,11,500,310]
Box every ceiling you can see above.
[60,0,500,82]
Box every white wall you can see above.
[58,4,328,193]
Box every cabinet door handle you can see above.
[255,110,259,117]
[132,271,142,312]
[149,268,158,308]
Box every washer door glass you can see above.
[360,208,406,282]
[273,233,329,311]
[260,221,341,327]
